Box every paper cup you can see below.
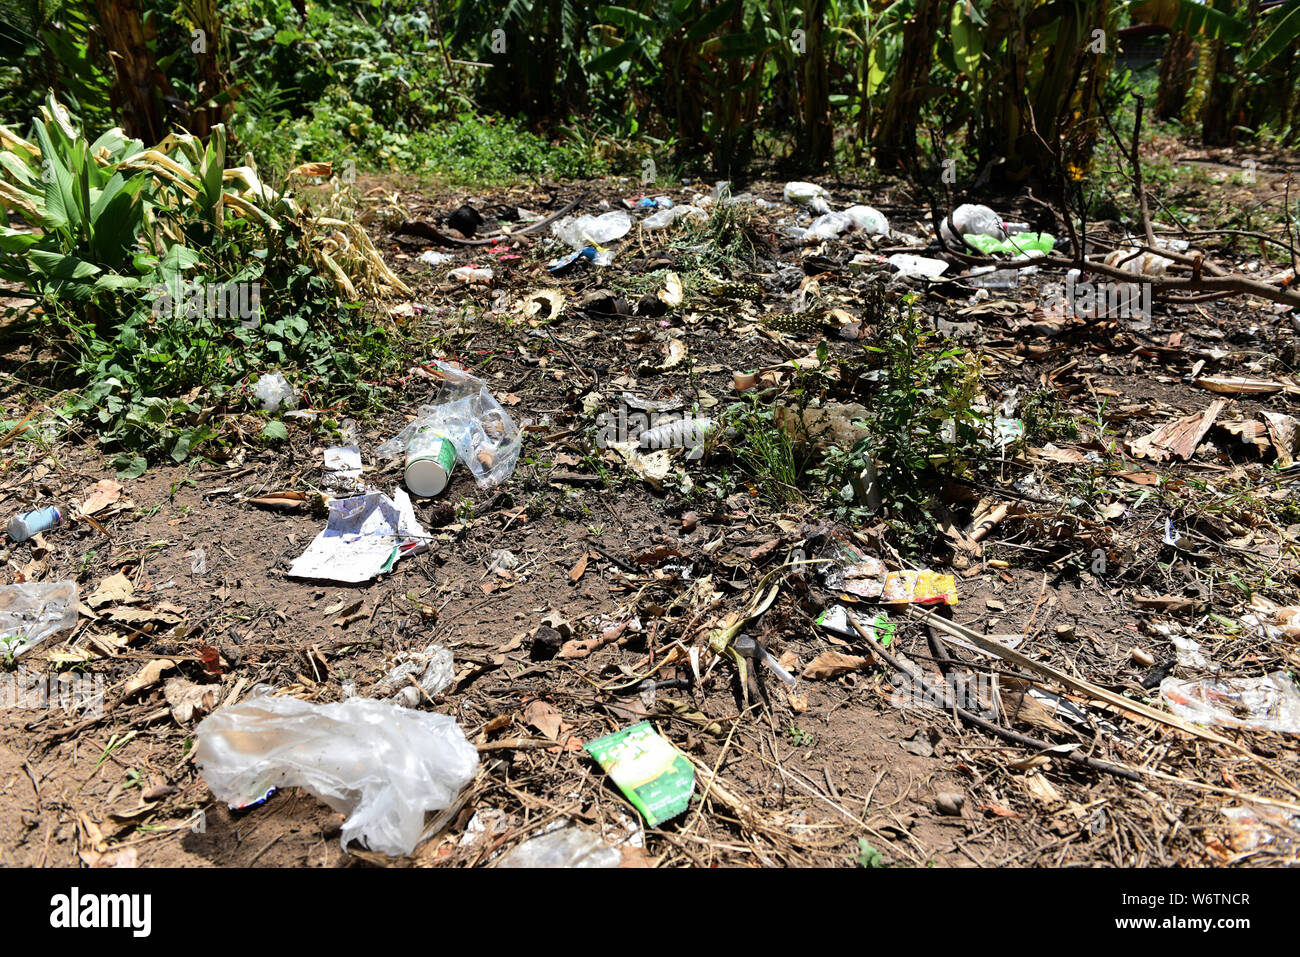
[404,428,456,497]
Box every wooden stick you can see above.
[905,606,1237,747]
[845,613,1142,783]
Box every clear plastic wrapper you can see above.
[377,361,521,488]
[496,826,621,868]
[0,581,78,658]
[375,644,455,708]
[195,686,478,856]
[551,210,631,249]
[1160,672,1300,733]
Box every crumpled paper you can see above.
[288,489,427,583]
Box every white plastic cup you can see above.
[9,505,63,543]
[404,428,457,497]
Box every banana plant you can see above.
[0,95,409,309]
[0,94,150,300]
[1137,0,1300,143]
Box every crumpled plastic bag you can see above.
[377,360,521,488]
[375,644,455,708]
[0,581,78,659]
[642,204,707,230]
[1161,671,1300,734]
[252,371,296,413]
[783,181,831,215]
[551,210,631,249]
[195,687,479,856]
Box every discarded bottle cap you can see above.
[404,427,457,498]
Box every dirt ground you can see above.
[3,152,1300,868]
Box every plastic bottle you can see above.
[8,506,62,543]
[404,426,458,498]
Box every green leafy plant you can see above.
[857,838,884,868]
[0,95,406,471]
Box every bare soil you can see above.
[3,157,1299,868]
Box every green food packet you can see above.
[961,232,1055,255]
[584,722,695,827]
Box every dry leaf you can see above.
[518,289,566,323]
[248,490,310,510]
[610,441,672,489]
[802,651,871,680]
[1128,399,1226,462]
[79,846,138,868]
[1036,444,1088,464]
[1022,773,1065,806]
[77,479,122,516]
[657,338,688,371]
[1194,376,1283,395]
[88,572,134,609]
[1263,411,1300,467]
[123,659,178,698]
[657,272,683,308]
[523,699,582,752]
[569,553,589,582]
[103,605,183,627]
[164,677,220,724]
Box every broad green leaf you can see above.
[951,0,984,74]
[28,248,100,280]
[113,454,148,480]
[586,41,638,73]
[1244,0,1300,71]
[685,0,741,43]
[598,5,657,31]
[0,229,39,253]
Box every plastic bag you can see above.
[195,687,479,856]
[805,211,855,241]
[375,644,455,708]
[845,205,890,236]
[783,181,831,214]
[1160,672,1300,734]
[888,253,949,280]
[0,581,78,659]
[253,371,296,413]
[496,826,621,868]
[642,205,706,230]
[551,210,631,249]
[377,361,521,488]
[940,203,1007,244]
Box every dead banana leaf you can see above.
[1128,399,1226,462]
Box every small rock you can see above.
[539,612,572,639]
[936,791,966,816]
[681,511,699,533]
[1054,624,1075,640]
[531,625,564,661]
